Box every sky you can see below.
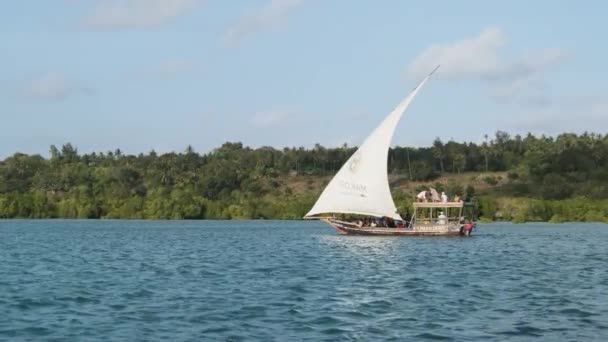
[1,0,607,158]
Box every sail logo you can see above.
[338,179,367,194]
[349,152,362,173]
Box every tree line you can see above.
[1,131,607,220]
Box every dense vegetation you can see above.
[1,131,607,222]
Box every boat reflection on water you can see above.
[316,233,402,258]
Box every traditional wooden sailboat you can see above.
[304,66,475,236]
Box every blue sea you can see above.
[1,220,607,341]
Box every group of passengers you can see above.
[354,214,412,229]
[416,188,463,203]
[357,216,396,228]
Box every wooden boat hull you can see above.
[341,227,462,236]
[323,219,472,236]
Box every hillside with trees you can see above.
[1,131,607,222]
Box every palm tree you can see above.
[432,138,445,173]
[481,134,489,172]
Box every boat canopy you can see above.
[305,67,439,220]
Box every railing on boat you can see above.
[413,201,465,208]
[410,201,471,231]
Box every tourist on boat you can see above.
[441,191,448,202]
[463,220,473,236]
[438,211,447,224]
[430,188,440,202]
[416,190,427,202]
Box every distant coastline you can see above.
[1,131,607,223]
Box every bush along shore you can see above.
[1,131,607,222]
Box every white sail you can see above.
[305,68,438,220]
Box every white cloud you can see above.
[136,58,198,80]
[224,0,302,45]
[84,0,204,30]
[488,48,567,82]
[505,96,608,134]
[407,27,570,101]
[408,27,505,79]
[23,72,90,101]
[251,109,289,127]
[489,48,569,99]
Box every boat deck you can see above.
[339,226,462,236]
[324,219,465,236]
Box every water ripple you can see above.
[1,220,608,341]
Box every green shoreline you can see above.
[1,218,607,224]
[2,132,608,222]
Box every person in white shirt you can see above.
[438,211,447,224]
[441,191,448,203]
[416,191,428,202]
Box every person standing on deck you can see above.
[463,220,473,236]
[438,211,447,224]
[416,190,427,202]
[430,188,440,202]
[441,192,448,203]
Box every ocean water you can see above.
[1,220,607,341]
